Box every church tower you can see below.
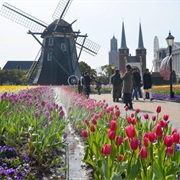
[119,21,129,72]
[109,36,119,67]
[136,22,146,74]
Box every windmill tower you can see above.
[0,0,100,85]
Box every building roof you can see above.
[3,61,34,70]
[137,22,145,49]
[120,21,128,49]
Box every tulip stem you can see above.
[128,150,135,173]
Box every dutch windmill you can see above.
[0,0,100,85]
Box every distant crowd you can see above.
[78,65,153,109]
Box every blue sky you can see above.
[0,0,179,71]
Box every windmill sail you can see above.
[0,2,47,32]
[52,0,73,20]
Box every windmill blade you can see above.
[52,0,73,20]
[0,2,48,32]
[76,37,101,56]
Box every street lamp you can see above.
[166,31,175,98]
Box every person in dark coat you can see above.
[121,64,133,109]
[78,75,84,94]
[143,69,153,101]
[132,68,141,100]
[111,69,123,102]
[83,72,92,98]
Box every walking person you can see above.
[132,68,141,100]
[83,72,92,98]
[143,69,153,101]
[95,78,101,95]
[110,69,123,102]
[121,64,133,109]
[78,75,84,94]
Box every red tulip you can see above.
[127,116,132,124]
[82,130,88,138]
[131,118,137,125]
[115,136,123,146]
[152,115,156,121]
[92,118,97,125]
[140,147,148,158]
[148,132,156,142]
[144,137,149,147]
[118,154,124,162]
[130,138,139,150]
[131,113,134,118]
[126,125,136,138]
[172,128,178,134]
[108,129,116,140]
[135,108,140,113]
[116,110,120,117]
[143,113,149,120]
[90,124,95,132]
[163,114,169,121]
[102,144,111,156]
[156,106,161,113]
[164,135,173,147]
[84,119,89,126]
[172,132,180,143]
[110,120,117,130]
[155,124,163,137]
[166,146,174,156]
[125,106,129,111]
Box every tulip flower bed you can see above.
[0,86,67,179]
[60,87,180,180]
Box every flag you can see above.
[159,55,171,80]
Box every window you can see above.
[16,65,21,70]
[48,38,54,46]
[61,43,66,51]
[47,52,53,61]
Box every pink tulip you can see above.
[163,114,169,121]
[102,144,111,156]
[108,129,116,140]
[127,116,132,124]
[92,118,97,125]
[125,106,129,111]
[116,110,120,117]
[148,132,156,142]
[144,137,149,147]
[155,124,163,137]
[152,115,156,121]
[135,108,140,113]
[166,146,174,156]
[172,132,180,143]
[156,106,161,113]
[115,136,123,146]
[82,130,88,138]
[90,124,96,132]
[110,120,117,130]
[118,154,124,162]
[130,138,139,150]
[140,147,148,158]
[126,125,136,138]
[164,135,173,147]
[143,113,149,120]
[84,119,89,126]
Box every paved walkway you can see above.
[90,93,180,131]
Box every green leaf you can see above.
[127,158,140,179]
[112,172,123,180]
[102,158,109,180]
[153,160,164,179]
